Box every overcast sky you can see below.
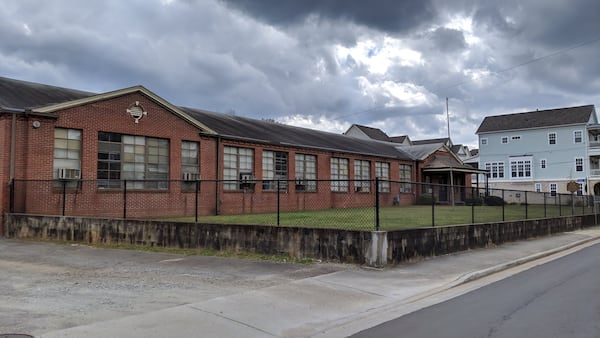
[2,0,599,148]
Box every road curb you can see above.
[455,235,600,285]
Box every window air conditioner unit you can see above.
[57,168,81,180]
[182,172,200,181]
[239,173,256,183]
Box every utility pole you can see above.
[446,97,451,140]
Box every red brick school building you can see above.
[0,77,481,231]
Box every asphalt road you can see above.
[353,242,600,338]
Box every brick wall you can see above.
[2,91,446,221]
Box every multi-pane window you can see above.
[295,154,317,192]
[354,160,370,192]
[540,159,547,169]
[548,132,556,145]
[510,158,532,178]
[223,146,254,190]
[98,132,169,190]
[550,183,557,196]
[330,157,349,192]
[98,132,122,188]
[501,136,508,144]
[575,157,584,172]
[535,183,542,192]
[574,130,583,143]
[481,138,488,145]
[375,162,390,192]
[54,128,81,179]
[262,150,288,191]
[399,164,412,192]
[122,135,146,189]
[485,162,505,179]
[181,141,199,190]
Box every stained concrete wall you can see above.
[386,215,596,264]
[5,214,370,264]
[4,213,597,266]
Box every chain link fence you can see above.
[9,179,597,231]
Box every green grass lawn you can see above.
[165,203,595,231]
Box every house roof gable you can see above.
[476,105,595,134]
[412,137,451,146]
[347,124,391,141]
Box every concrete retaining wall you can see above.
[4,213,597,266]
[387,215,596,264]
[5,214,370,264]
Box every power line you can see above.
[332,35,600,121]
[442,35,600,91]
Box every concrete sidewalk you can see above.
[40,228,600,338]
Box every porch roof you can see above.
[422,156,488,174]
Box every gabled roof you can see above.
[180,107,412,159]
[450,144,469,155]
[476,105,595,134]
[422,154,484,173]
[0,76,95,110]
[394,143,445,160]
[347,124,391,141]
[389,135,410,144]
[412,137,451,146]
[0,76,215,134]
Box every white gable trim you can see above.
[31,85,217,134]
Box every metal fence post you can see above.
[525,191,528,219]
[431,185,435,227]
[277,179,281,226]
[9,179,15,213]
[544,192,547,218]
[123,180,127,219]
[375,177,380,231]
[195,179,199,224]
[471,186,475,224]
[559,194,562,216]
[62,180,67,216]
[502,189,505,222]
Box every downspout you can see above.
[9,112,17,180]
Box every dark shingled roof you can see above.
[389,135,410,144]
[350,124,391,141]
[476,105,595,134]
[180,107,412,159]
[0,76,95,110]
[0,76,413,160]
[412,137,451,146]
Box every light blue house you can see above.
[476,105,598,197]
